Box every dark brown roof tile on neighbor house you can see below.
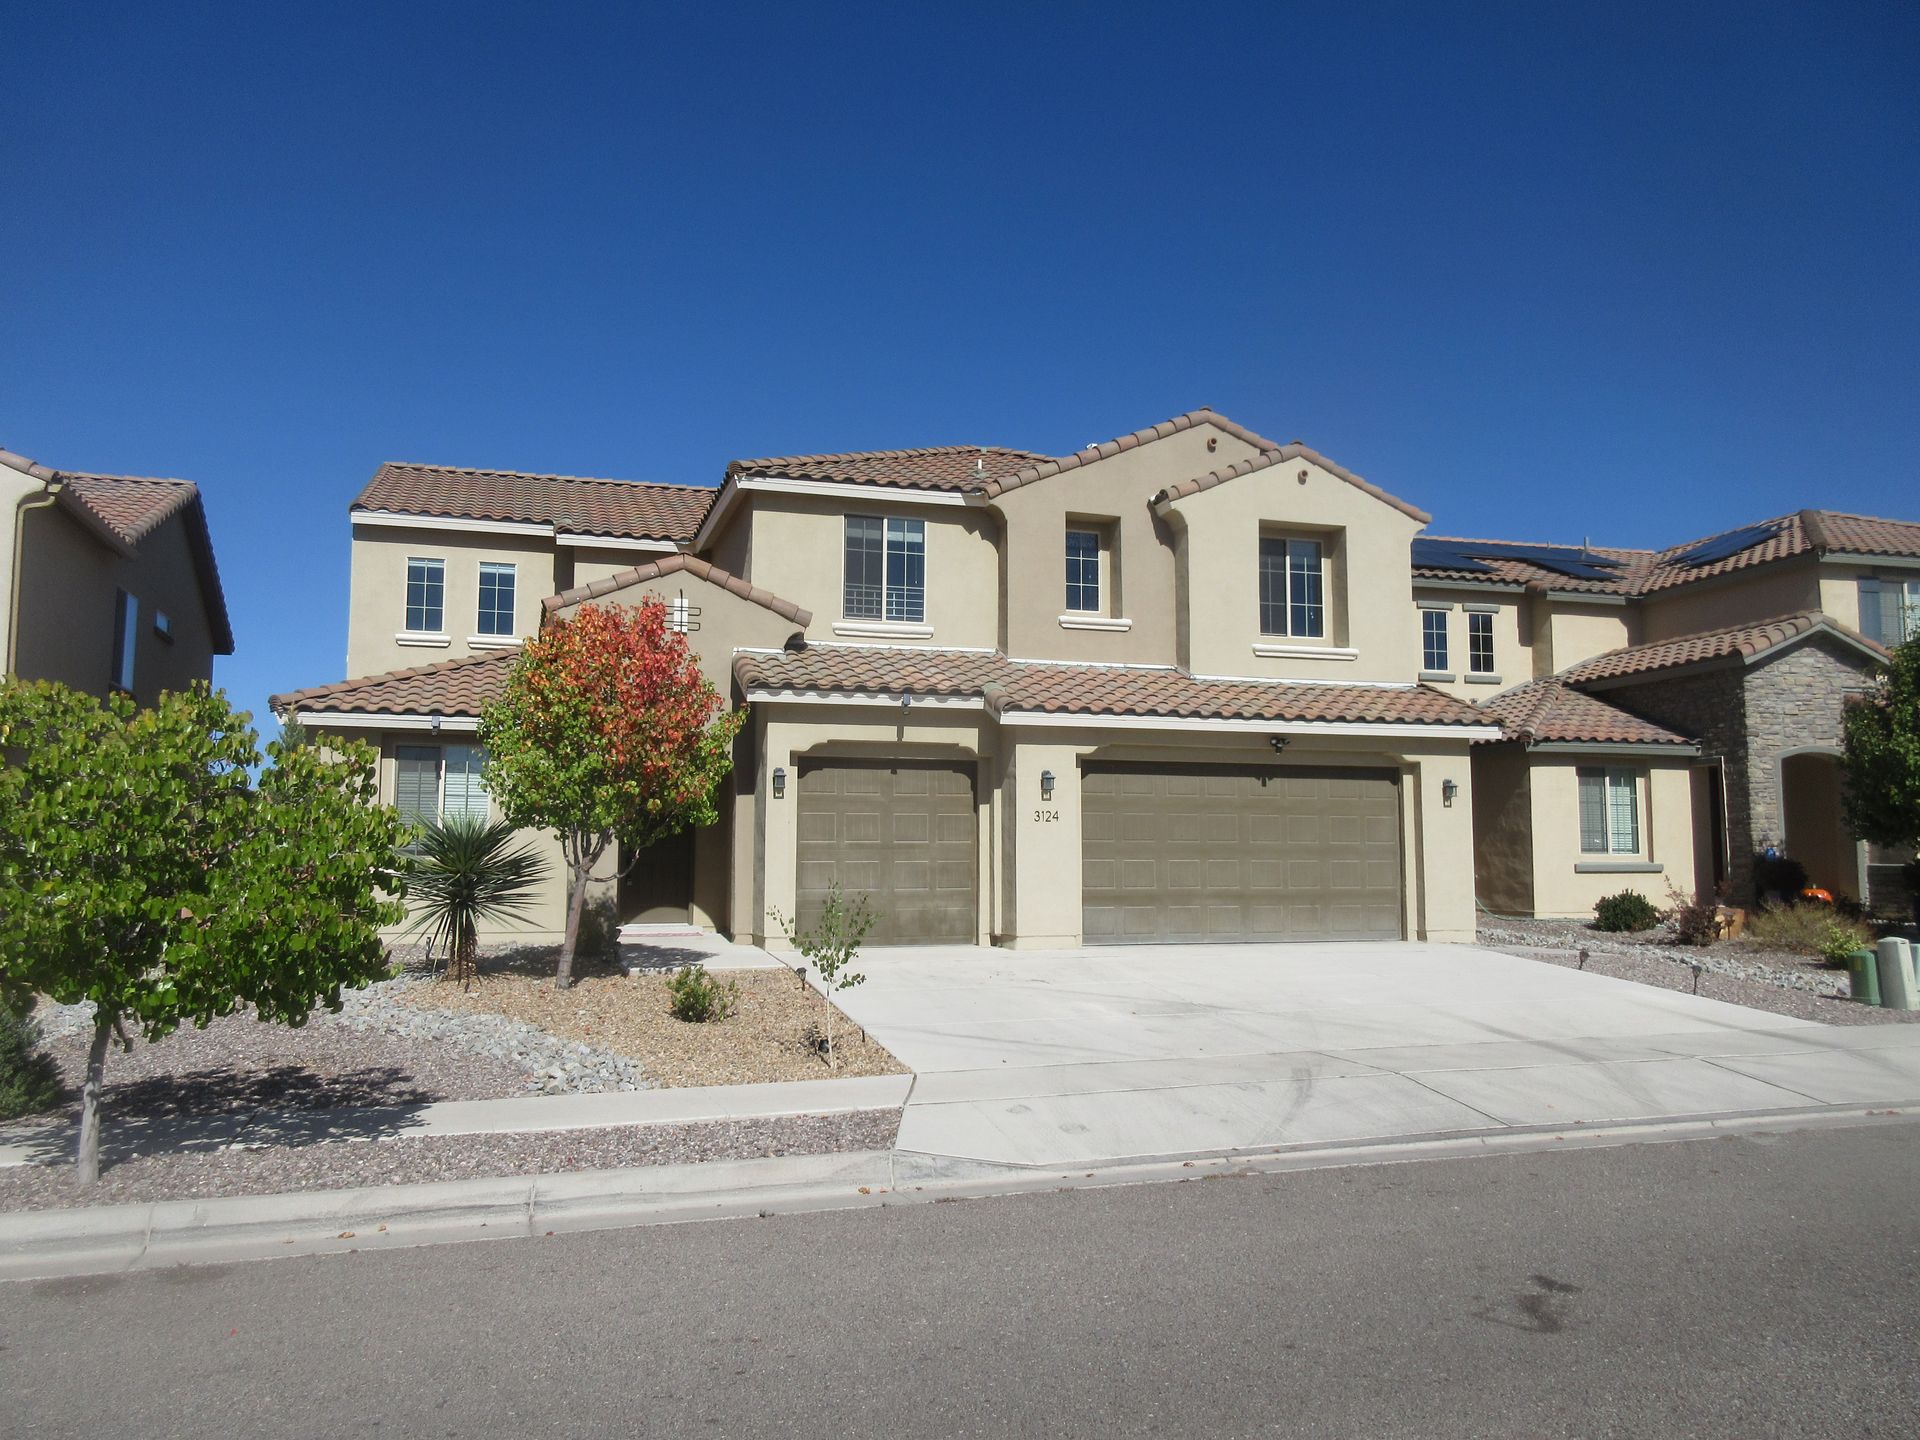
[734,647,1493,728]
[271,651,516,719]
[59,473,202,546]
[1477,679,1693,747]
[725,446,1050,492]
[353,463,715,541]
[1557,612,1885,686]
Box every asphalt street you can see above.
[6,1120,1918,1438]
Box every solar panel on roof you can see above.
[1412,538,1626,583]
[1669,522,1781,568]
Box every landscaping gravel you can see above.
[1477,919,1920,1026]
[0,1108,902,1213]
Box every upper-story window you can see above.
[1467,611,1495,674]
[406,558,446,634]
[1258,537,1324,638]
[1578,766,1640,855]
[843,515,925,623]
[111,590,138,694]
[395,743,489,827]
[1862,577,1920,645]
[1422,610,1450,672]
[1065,528,1101,613]
[477,562,516,636]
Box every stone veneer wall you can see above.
[1600,633,1877,904]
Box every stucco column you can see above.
[755,725,799,951]
[1002,741,1084,949]
[1410,746,1477,943]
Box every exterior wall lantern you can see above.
[1040,770,1056,801]
[1441,778,1458,808]
[772,766,787,799]
[1269,735,1289,753]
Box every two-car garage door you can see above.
[1082,763,1404,944]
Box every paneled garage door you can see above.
[1082,764,1403,944]
[797,760,978,945]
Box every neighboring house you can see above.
[271,410,1919,950]
[2,446,232,703]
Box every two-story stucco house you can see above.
[272,409,1920,952]
[2,446,232,703]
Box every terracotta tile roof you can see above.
[979,408,1279,499]
[1558,612,1885,686]
[353,463,715,541]
[1150,439,1432,525]
[543,553,812,627]
[1477,678,1694,747]
[734,646,1494,729]
[271,651,515,719]
[725,445,1049,493]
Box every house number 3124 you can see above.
[1032,808,1060,823]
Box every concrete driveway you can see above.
[829,942,1920,1169]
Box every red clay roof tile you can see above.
[271,651,516,719]
[1558,612,1885,686]
[353,463,715,541]
[543,553,812,627]
[1477,678,1693,747]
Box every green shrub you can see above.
[665,964,739,1023]
[1593,890,1661,933]
[0,1004,62,1122]
[1747,903,1873,958]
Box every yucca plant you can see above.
[405,813,546,987]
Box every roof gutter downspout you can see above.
[4,452,65,677]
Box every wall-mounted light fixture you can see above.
[430,713,443,732]
[1040,770,1056,801]
[1441,778,1458,808]
[1269,735,1289,753]
[900,689,913,711]
[772,766,787,799]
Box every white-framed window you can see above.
[476,562,516,636]
[1422,610,1449,671]
[1258,536,1325,638]
[1859,577,1920,646]
[111,589,138,693]
[1065,528,1101,613]
[405,558,446,633]
[1467,611,1496,674]
[843,515,925,622]
[1578,766,1641,855]
[395,744,489,827]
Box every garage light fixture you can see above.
[1442,778,1458,808]
[1269,735,1289,753]
[1040,770,1056,801]
[772,766,787,799]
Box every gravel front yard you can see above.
[1478,918,1920,1026]
[0,1109,902,1213]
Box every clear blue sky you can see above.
[4,2,1916,730]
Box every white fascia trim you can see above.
[743,688,987,710]
[395,631,451,648]
[1058,615,1134,631]
[1190,671,1415,690]
[1251,643,1360,661]
[1544,590,1631,606]
[832,619,936,639]
[998,711,1505,741]
[1834,552,1920,570]
[803,640,999,654]
[353,510,553,539]
[737,476,974,508]
[294,712,481,733]
[1528,740,1703,758]
[1006,656,1177,672]
[1413,577,1527,594]
[466,634,524,649]
[555,533,680,552]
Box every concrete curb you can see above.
[4,1101,1914,1283]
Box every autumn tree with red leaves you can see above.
[479,599,745,988]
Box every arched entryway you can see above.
[1781,750,1861,900]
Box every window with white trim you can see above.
[394,744,489,826]
[1578,766,1641,855]
[843,515,924,622]
[1859,577,1920,646]
[476,563,516,636]
[1258,537,1325,638]
[1421,610,1449,671]
[405,558,445,633]
[1065,528,1101,613]
[1467,611,1495,674]
[111,590,138,693]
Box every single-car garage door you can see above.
[797,760,978,944]
[1082,763,1403,944]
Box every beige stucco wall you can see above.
[1163,460,1426,684]
[992,422,1262,665]
[1641,560,1822,642]
[1545,602,1636,672]
[1525,754,1697,919]
[346,525,557,675]
[1410,591,1526,698]
[736,493,997,648]
[561,543,684,593]
[0,467,36,670]
[13,503,219,704]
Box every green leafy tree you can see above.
[772,881,876,1069]
[1842,633,1920,852]
[405,813,547,987]
[479,599,745,989]
[0,680,410,1183]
